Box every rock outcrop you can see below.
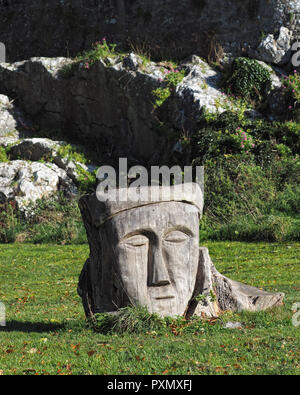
[8,138,97,184]
[0,160,76,215]
[0,55,228,161]
[0,136,98,215]
[255,26,292,65]
[0,0,299,62]
[0,94,33,138]
[0,45,290,213]
[0,54,285,163]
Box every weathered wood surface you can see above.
[186,247,284,318]
[78,189,284,319]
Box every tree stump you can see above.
[77,185,284,319]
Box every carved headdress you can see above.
[81,183,204,226]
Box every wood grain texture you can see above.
[78,193,284,319]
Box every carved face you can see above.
[100,201,199,316]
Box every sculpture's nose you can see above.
[149,247,170,286]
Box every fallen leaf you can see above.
[71,344,80,350]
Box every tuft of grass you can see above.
[59,38,120,78]
[91,306,166,334]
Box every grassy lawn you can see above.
[0,242,299,375]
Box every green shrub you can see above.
[282,70,300,121]
[60,38,120,78]
[73,38,118,71]
[26,195,87,244]
[198,155,300,242]
[0,194,87,245]
[163,69,185,88]
[183,104,300,242]
[224,57,270,100]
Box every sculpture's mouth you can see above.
[148,285,176,301]
[155,295,175,300]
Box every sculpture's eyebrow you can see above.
[120,227,195,242]
[163,226,194,238]
[120,229,154,242]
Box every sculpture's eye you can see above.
[121,235,149,248]
[164,230,189,244]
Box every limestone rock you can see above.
[0,56,230,161]
[9,138,58,162]
[173,57,227,134]
[122,53,143,71]
[7,138,96,184]
[0,53,291,161]
[0,160,76,215]
[0,94,33,138]
[255,27,292,65]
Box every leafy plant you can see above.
[232,127,255,154]
[152,87,171,108]
[282,70,300,121]
[56,144,87,165]
[76,38,117,67]
[0,146,9,162]
[76,166,97,193]
[163,69,185,88]
[152,68,185,108]
[60,38,119,77]
[224,57,271,100]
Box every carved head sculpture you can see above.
[78,184,204,317]
[78,182,285,319]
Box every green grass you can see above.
[0,242,299,375]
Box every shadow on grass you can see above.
[0,320,65,333]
